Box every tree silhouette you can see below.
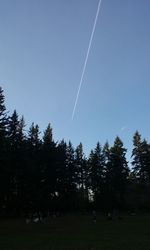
[88,142,104,207]
[105,137,129,210]
[0,87,8,215]
[1,85,150,215]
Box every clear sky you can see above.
[0,0,150,159]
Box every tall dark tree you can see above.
[103,142,110,170]
[66,141,76,192]
[43,123,54,148]
[102,142,111,209]
[132,131,150,182]
[28,123,41,149]
[131,132,150,210]
[143,141,150,182]
[25,123,41,213]
[58,141,77,211]
[18,116,26,145]
[132,131,143,179]
[6,111,26,214]
[0,87,7,140]
[75,143,85,189]
[105,137,129,210]
[75,143,88,209]
[56,140,68,210]
[88,142,104,206]
[41,123,57,211]
[7,110,21,148]
[15,116,26,212]
[0,87,8,214]
[6,110,21,213]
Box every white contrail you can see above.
[71,0,103,120]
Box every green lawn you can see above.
[0,214,150,250]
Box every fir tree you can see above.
[0,87,7,140]
[0,87,8,214]
[132,131,150,182]
[75,143,88,208]
[106,137,129,210]
[88,142,104,205]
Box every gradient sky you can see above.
[0,0,150,159]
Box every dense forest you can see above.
[0,86,150,217]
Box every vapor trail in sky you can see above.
[71,0,103,120]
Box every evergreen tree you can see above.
[75,143,88,209]
[61,141,77,210]
[132,131,150,182]
[66,141,76,192]
[132,131,142,179]
[103,142,110,169]
[8,110,20,148]
[6,111,26,214]
[56,140,67,210]
[105,137,129,210]
[43,123,54,148]
[28,123,41,149]
[143,141,150,182]
[7,110,21,213]
[0,87,8,214]
[88,142,104,206]
[16,116,26,213]
[0,87,7,140]
[102,142,111,209]
[131,132,150,209]
[25,123,41,214]
[75,143,85,189]
[18,116,26,145]
[41,123,57,212]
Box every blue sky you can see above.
[0,0,150,159]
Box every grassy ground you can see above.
[0,213,150,250]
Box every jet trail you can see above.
[72,0,103,120]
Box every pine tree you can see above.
[56,140,67,209]
[132,131,150,182]
[75,143,88,209]
[102,142,110,210]
[28,123,41,149]
[18,116,26,145]
[103,142,110,169]
[41,123,57,212]
[75,143,85,190]
[66,141,76,191]
[25,123,41,213]
[7,110,20,213]
[16,116,26,212]
[8,110,20,148]
[143,141,150,182]
[0,87,8,214]
[88,142,104,205]
[0,87,7,140]
[106,137,129,210]
[43,123,54,148]
[6,111,27,214]
[131,132,150,209]
[64,141,77,210]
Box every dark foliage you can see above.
[0,86,150,216]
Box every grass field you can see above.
[0,213,150,250]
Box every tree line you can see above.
[0,86,150,217]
